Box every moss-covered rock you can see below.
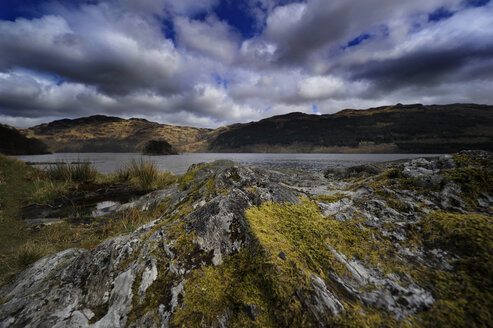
[1,153,492,327]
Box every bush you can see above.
[142,140,177,155]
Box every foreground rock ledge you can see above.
[1,152,492,328]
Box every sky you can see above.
[0,0,492,128]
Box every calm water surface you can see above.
[14,153,439,175]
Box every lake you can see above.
[13,153,440,175]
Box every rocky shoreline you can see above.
[1,151,492,327]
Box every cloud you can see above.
[298,76,345,100]
[0,4,181,95]
[174,16,240,63]
[0,0,492,129]
[345,4,493,90]
[260,0,466,64]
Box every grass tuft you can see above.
[16,241,45,268]
[46,162,97,183]
[129,158,157,190]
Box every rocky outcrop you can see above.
[1,153,492,327]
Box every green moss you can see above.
[230,171,241,182]
[245,186,259,195]
[173,199,415,327]
[352,167,421,194]
[315,193,348,203]
[452,152,491,168]
[178,164,204,189]
[410,211,493,327]
[89,303,109,324]
[443,166,493,208]
[246,200,340,279]
[173,244,318,328]
[247,200,402,278]
[330,303,413,328]
[127,202,200,325]
[127,253,175,325]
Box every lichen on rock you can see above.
[1,152,492,327]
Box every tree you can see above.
[142,139,178,155]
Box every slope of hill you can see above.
[0,124,50,155]
[209,103,493,153]
[25,115,214,153]
[23,103,493,154]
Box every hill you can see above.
[24,115,215,153]
[209,103,493,153]
[0,124,50,155]
[22,103,493,153]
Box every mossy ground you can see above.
[411,211,493,327]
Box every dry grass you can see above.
[129,158,157,190]
[0,154,170,286]
[4,207,159,284]
[117,158,175,190]
[46,162,97,183]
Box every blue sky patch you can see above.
[213,1,257,38]
[464,0,490,7]
[428,7,455,22]
[346,33,371,48]
[212,74,228,89]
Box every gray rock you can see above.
[416,174,445,188]
[2,155,488,327]
[325,164,382,180]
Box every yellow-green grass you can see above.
[45,162,98,183]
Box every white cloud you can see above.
[264,2,307,40]
[174,16,240,63]
[298,76,345,100]
[0,0,492,129]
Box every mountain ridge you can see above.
[209,103,493,153]
[16,103,493,153]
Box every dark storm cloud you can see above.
[0,12,182,96]
[0,0,492,128]
[260,0,455,64]
[349,44,493,91]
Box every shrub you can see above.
[142,140,177,155]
